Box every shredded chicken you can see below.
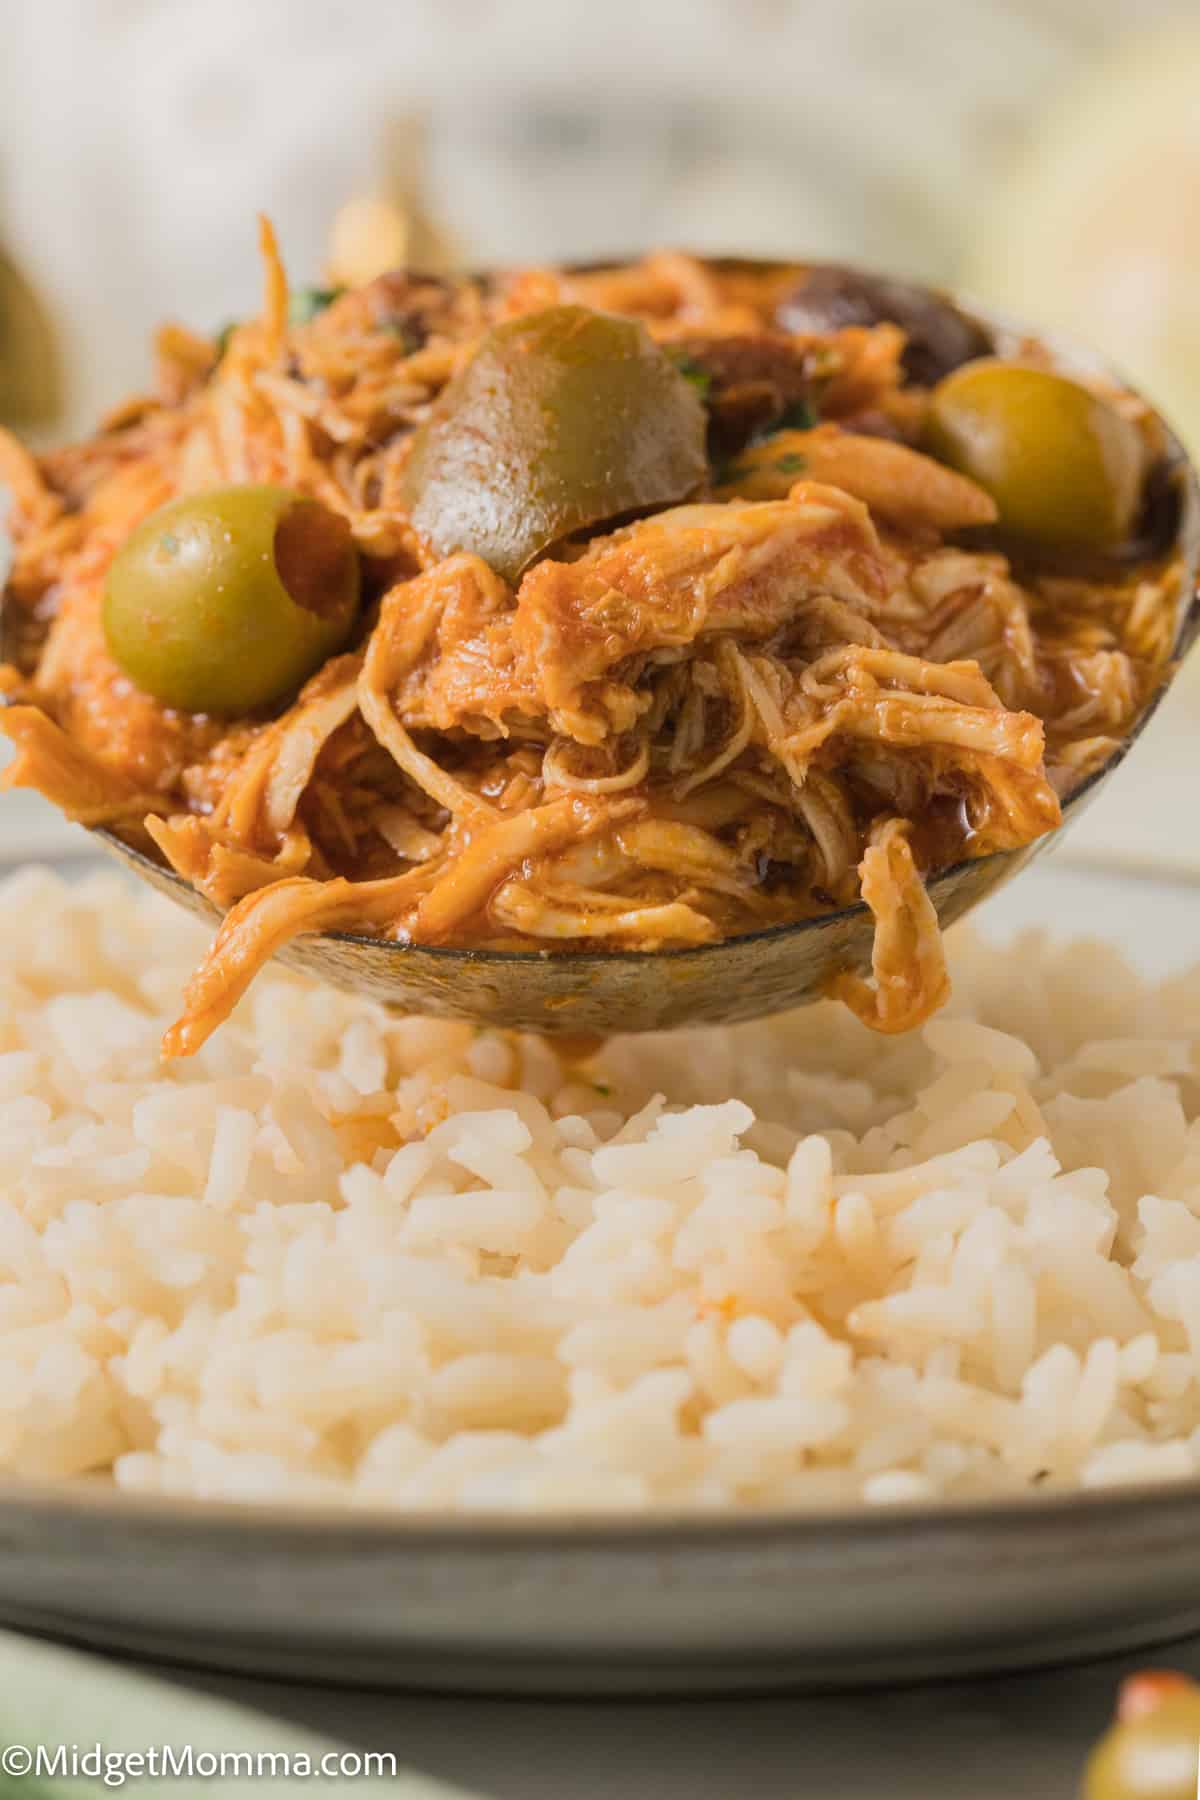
[516,487,890,742]
[212,656,363,845]
[0,706,164,826]
[161,869,438,1059]
[718,426,999,533]
[830,818,951,1033]
[0,242,1179,1055]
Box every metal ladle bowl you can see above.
[9,264,1200,1036]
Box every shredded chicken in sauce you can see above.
[0,230,1180,1054]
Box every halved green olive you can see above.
[1084,1689,1200,1799]
[103,485,360,715]
[925,358,1147,548]
[400,304,708,583]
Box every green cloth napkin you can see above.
[0,1627,475,1797]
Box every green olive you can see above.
[925,359,1147,548]
[1084,1692,1200,1799]
[400,305,708,583]
[103,485,360,715]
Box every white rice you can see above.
[1,864,1199,1512]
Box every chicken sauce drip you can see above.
[0,232,1180,1054]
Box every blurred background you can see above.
[0,0,1197,869]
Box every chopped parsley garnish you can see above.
[212,320,237,362]
[288,286,344,326]
[773,452,807,475]
[592,1082,613,1097]
[775,398,818,432]
[741,396,819,450]
[665,348,712,400]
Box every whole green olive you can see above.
[925,359,1147,548]
[1084,1690,1200,1799]
[103,485,360,715]
[400,304,708,583]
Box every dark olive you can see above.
[1084,1690,1200,1799]
[400,304,708,583]
[776,265,992,387]
[361,270,474,350]
[666,334,816,456]
[925,359,1147,548]
[103,485,360,715]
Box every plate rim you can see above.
[2,1464,1198,1549]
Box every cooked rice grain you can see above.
[1,866,1199,1510]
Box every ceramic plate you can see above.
[0,858,1195,1694]
[2,1474,1200,1693]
